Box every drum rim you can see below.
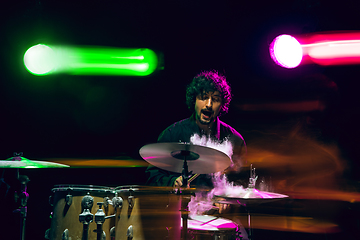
[114,185,178,195]
[51,184,115,193]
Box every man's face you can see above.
[195,91,223,125]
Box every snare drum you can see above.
[184,215,239,240]
[49,185,116,240]
[114,185,181,240]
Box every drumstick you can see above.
[187,173,200,184]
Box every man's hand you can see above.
[174,176,183,187]
[213,196,230,214]
[214,202,230,214]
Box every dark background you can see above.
[1,0,360,239]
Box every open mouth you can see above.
[201,110,213,119]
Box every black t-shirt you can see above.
[145,114,246,188]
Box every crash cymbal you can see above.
[139,142,231,174]
[215,187,288,205]
[0,156,70,168]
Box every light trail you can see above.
[270,31,360,68]
[24,44,159,76]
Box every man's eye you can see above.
[201,96,209,100]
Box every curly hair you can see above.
[186,70,232,116]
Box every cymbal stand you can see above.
[14,169,30,240]
[181,151,190,187]
[246,164,258,240]
[180,150,191,240]
[8,153,30,240]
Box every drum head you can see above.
[186,215,238,231]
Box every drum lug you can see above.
[44,228,50,239]
[48,195,53,207]
[110,226,116,239]
[95,202,106,224]
[65,194,72,206]
[127,225,133,239]
[62,229,69,240]
[103,197,112,208]
[81,194,94,209]
[112,196,123,209]
[79,209,94,224]
[128,196,134,209]
[65,187,74,207]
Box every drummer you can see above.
[145,70,246,190]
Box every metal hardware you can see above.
[48,195,53,207]
[128,196,134,209]
[110,227,116,239]
[79,209,93,224]
[103,197,112,208]
[95,202,105,224]
[65,194,72,206]
[127,225,133,239]
[62,229,69,240]
[112,196,123,209]
[44,228,50,240]
[81,194,94,210]
[248,164,258,189]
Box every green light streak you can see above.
[23,44,57,76]
[24,44,159,76]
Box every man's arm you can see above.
[145,125,182,187]
[224,129,247,173]
[145,165,180,186]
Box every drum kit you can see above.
[1,143,289,240]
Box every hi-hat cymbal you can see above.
[139,142,231,174]
[215,187,288,205]
[0,157,70,168]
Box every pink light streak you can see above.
[271,31,360,67]
[270,34,303,68]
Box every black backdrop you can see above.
[1,1,360,240]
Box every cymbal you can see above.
[0,157,70,168]
[215,187,288,205]
[139,142,231,174]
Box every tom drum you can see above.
[114,185,181,240]
[49,185,116,240]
